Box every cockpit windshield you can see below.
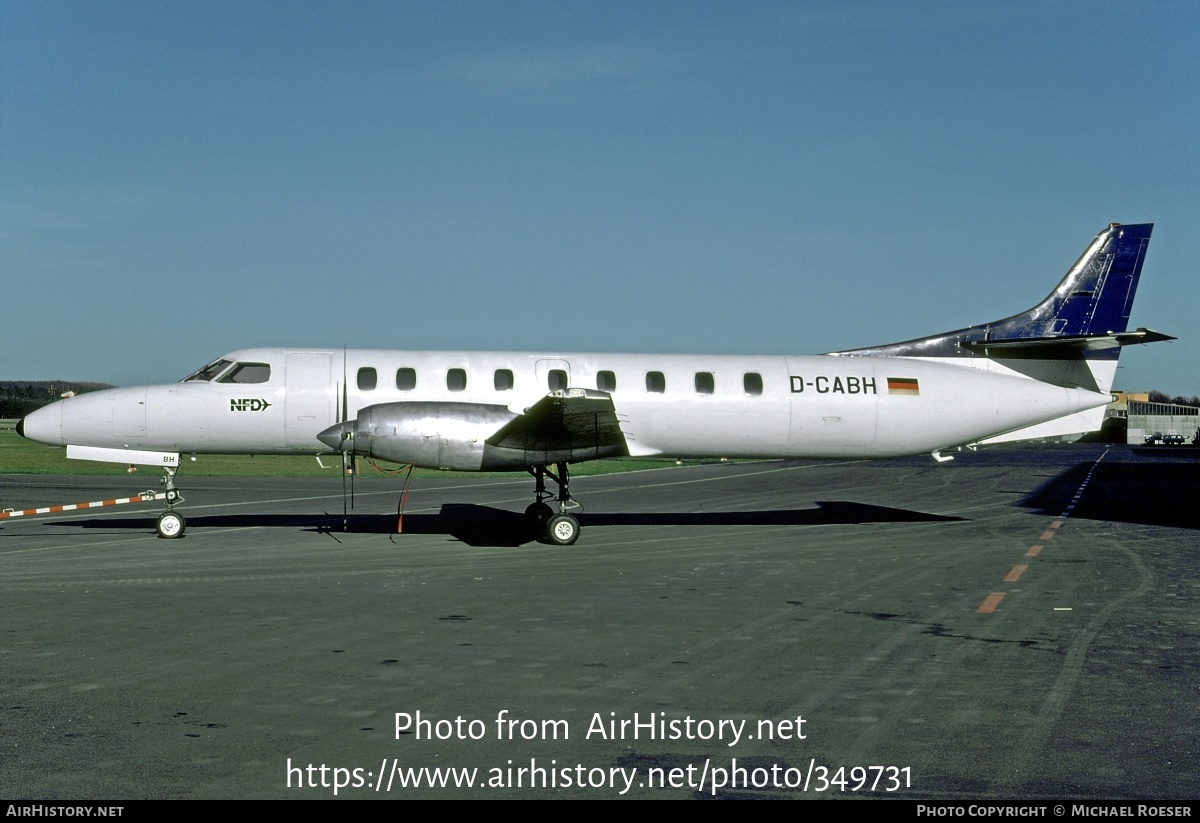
[182,359,233,382]
[218,363,271,384]
[181,359,272,383]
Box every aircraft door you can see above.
[535,359,572,392]
[786,358,878,448]
[285,352,334,448]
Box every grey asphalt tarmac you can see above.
[2,444,1197,799]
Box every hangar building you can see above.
[1125,399,1199,445]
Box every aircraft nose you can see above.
[15,402,64,446]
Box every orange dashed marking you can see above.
[979,453,1103,615]
[1004,565,1028,582]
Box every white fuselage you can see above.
[21,347,1113,464]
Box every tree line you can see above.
[1147,390,1200,407]
[0,382,114,418]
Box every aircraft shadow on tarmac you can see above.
[1020,459,1200,530]
[56,502,965,548]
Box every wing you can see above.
[484,389,630,466]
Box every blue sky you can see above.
[4,1,1197,394]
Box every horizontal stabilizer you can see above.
[960,327,1175,358]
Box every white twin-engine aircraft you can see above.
[18,223,1171,544]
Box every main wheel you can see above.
[525,501,553,528]
[545,513,579,546]
[156,510,185,539]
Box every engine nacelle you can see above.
[318,402,517,471]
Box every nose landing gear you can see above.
[155,466,186,539]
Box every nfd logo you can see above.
[230,398,273,412]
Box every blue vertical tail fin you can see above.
[999,221,1152,339]
[840,223,1169,359]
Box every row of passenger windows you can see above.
[356,367,765,396]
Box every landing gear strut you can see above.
[525,462,579,545]
[155,466,186,539]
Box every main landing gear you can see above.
[155,466,186,539]
[525,462,580,545]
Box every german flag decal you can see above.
[887,377,920,395]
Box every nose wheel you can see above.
[156,510,186,539]
[527,463,580,544]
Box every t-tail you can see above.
[834,222,1173,443]
[837,222,1171,362]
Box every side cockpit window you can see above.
[218,363,272,384]
[182,359,233,382]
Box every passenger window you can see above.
[547,369,567,391]
[744,372,763,396]
[219,363,271,384]
[494,369,514,391]
[646,371,666,393]
[357,368,377,391]
[447,368,467,392]
[695,372,714,395]
[396,368,416,391]
[597,371,616,392]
